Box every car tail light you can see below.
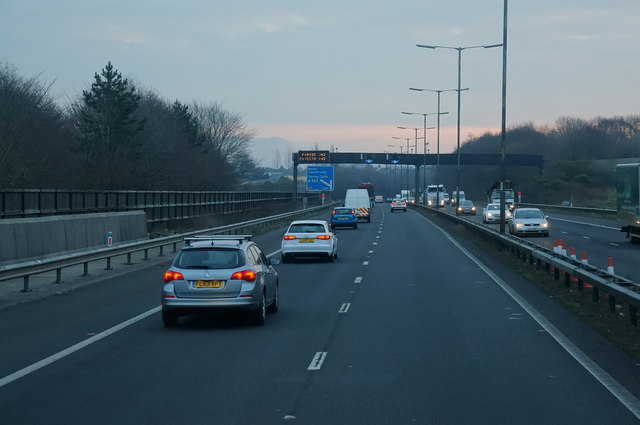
[317,235,331,240]
[164,271,184,282]
[283,235,297,240]
[332,210,337,215]
[231,270,257,282]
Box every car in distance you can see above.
[508,208,549,237]
[330,207,358,230]
[456,199,477,215]
[281,220,338,263]
[161,235,279,327]
[374,195,384,203]
[482,203,512,223]
[390,198,407,212]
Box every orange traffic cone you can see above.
[607,256,615,275]
[581,250,588,266]
[570,246,577,260]
[561,240,567,256]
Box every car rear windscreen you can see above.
[289,224,326,233]
[175,249,244,269]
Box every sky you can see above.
[1,0,639,165]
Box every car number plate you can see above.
[195,280,225,288]
[299,238,315,243]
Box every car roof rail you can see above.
[184,235,252,246]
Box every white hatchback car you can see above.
[281,220,338,262]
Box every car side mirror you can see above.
[269,258,280,266]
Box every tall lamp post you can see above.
[499,1,509,233]
[417,43,502,211]
[387,144,404,195]
[407,89,462,168]
[402,111,446,201]
[393,136,411,194]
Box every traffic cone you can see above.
[607,256,615,275]
[570,246,577,260]
[561,240,567,257]
[553,239,560,254]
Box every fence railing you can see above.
[0,202,338,293]
[0,189,321,226]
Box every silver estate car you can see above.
[161,235,279,327]
[508,208,550,237]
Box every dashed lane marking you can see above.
[308,352,328,370]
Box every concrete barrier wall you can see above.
[0,211,148,263]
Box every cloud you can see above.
[220,12,326,37]
[96,23,151,45]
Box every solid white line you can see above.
[354,276,362,284]
[1,249,285,389]
[551,217,620,231]
[307,352,327,370]
[0,306,161,389]
[339,303,351,313]
[420,215,640,420]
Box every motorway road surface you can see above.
[1,206,640,424]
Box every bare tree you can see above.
[190,101,256,171]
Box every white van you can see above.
[344,189,371,223]
[451,190,465,205]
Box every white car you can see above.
[508,208,549,237]
[281,220,338,262]
[482,203,512,223]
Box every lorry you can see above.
[357,182,375,204]
[345,188,371,223]
[617,163,640,243]
[426,184,448,208]
[490,188,515,210]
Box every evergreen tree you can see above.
[71,61,145,188]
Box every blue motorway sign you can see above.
[306,166,334,191]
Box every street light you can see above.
[417,42,502,211]
[387,143,404,195]
[402,111,446,200]
[407,89,461,167]
[392,137,411,192]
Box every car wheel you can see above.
[543,232,549,237]
[162,309,179,327]
[334,251,338,260]
[253,291,266,326]
[353,224,358,229]
[267,282,279,313]
[281,254,288,263]
[327,252,334,262]
[367,217,371,223]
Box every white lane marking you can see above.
[421,216,640,420]
[339,303,351,313]
[376,236,380,239]
[0,306,161,389]
[308,352,327,370]
[363,261,369,266]
[0,248,285,389]
[551,217,620,231]
[368,250,374,254]
[561,231,568,234]
[354,276,362,284]
[373,242,378,246]
[582,236,591,240]
[610,243,620,247]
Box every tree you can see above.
[70,61,145,188]
[0,61,71,187]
